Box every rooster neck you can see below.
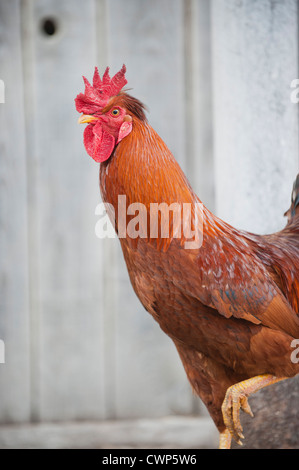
[99,119,196,209]
[98,119,228,252]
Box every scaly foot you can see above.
[220,374,287,447]
[221,386,254,445]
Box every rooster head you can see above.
[75,65,134,163]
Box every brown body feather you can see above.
[99,94,299,432]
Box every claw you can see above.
[240,396,254,418]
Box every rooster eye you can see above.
[111,108,120,116]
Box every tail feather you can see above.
[284,174,299,224]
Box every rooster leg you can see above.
[220,374,287,448]
[219,428,232,449]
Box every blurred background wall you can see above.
[0,0,298,435]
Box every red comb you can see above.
[75,65,127,114]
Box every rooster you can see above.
[75,65,299,449]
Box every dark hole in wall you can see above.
[41,18,58,36]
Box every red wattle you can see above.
[83,122,115,163]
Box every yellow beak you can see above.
[78,114,98,124]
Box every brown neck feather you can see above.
[99,117,202,250]
[100,118,196,208]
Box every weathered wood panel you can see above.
[212,0,299,234]
[184,0,214,211]
[0,0,30,422]
[27,0,106,421]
